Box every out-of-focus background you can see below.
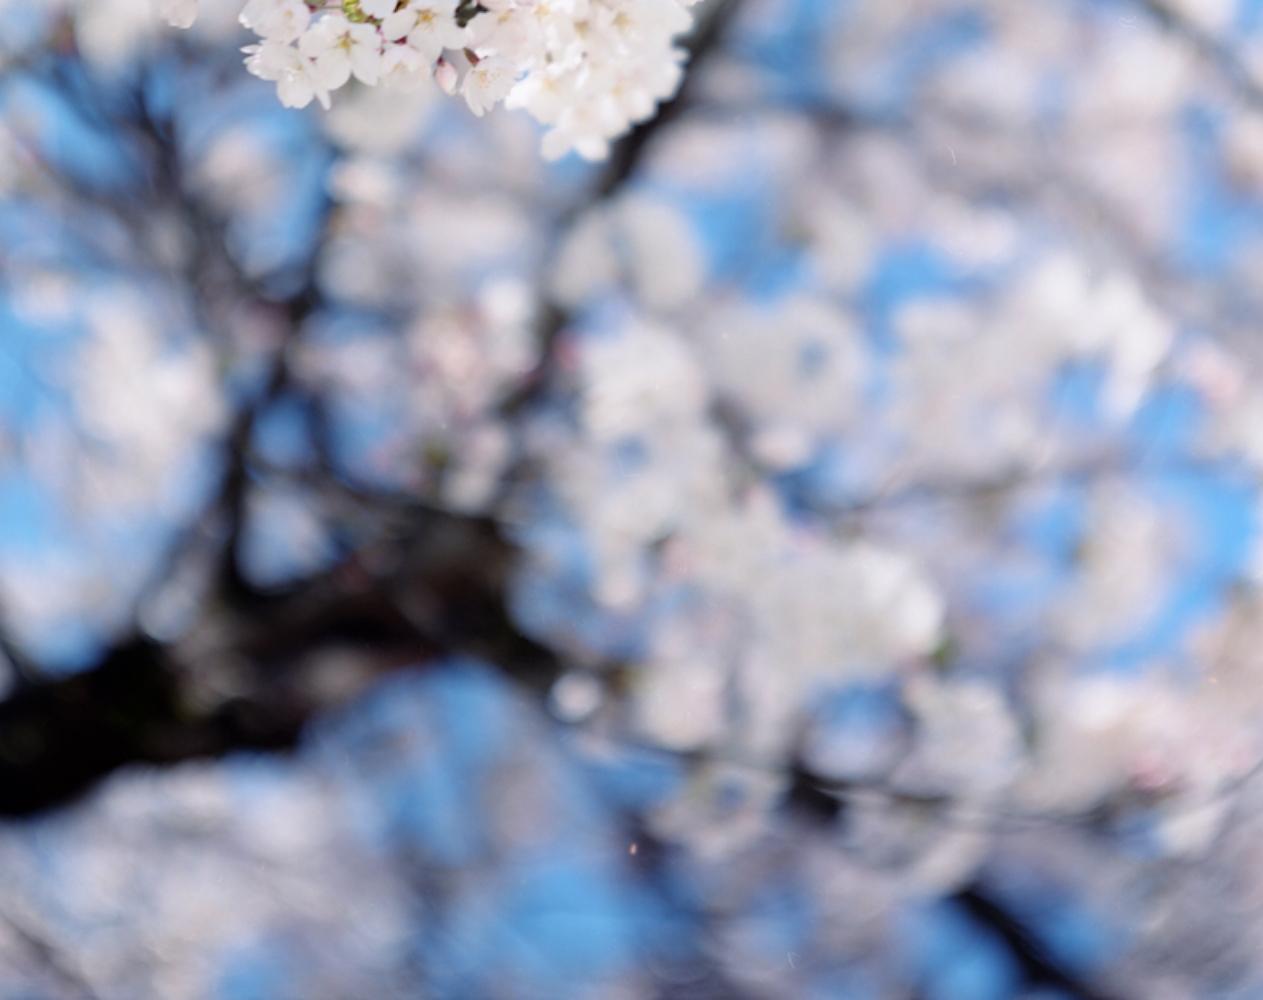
[4,0,1263,996]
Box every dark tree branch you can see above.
[0,505,562,817]
[1132,0,1263,113]
[0,50,568,811]
[951,883,1124,1000]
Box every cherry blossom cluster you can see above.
[162,0,703,160]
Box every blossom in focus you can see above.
[161,0,705,160]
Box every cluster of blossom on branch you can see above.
[162,0,702,159]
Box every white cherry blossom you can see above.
[161,0,705,160]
